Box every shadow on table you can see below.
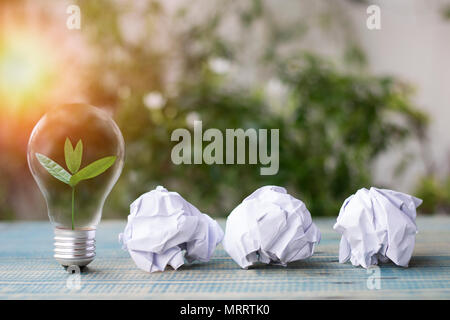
[177,252,340,272]
[408,255,444,268]
[177,260,229,271]
[64,265,106,274]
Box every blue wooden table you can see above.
[1,217,449,299]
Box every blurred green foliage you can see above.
[0,0,435,219]
[442,4,450,20]
[0,172,14,220]
[73,0,428,217]
[415,175,450,214]
[275,54,428,215]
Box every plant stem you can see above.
[71,187,75,230]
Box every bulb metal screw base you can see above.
[54,228,96,267]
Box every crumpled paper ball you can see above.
[222,186,321,268]
[119,186,224,272]
[333,187,422,268]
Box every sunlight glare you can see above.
[0,33,55,108]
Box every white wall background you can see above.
[345,0,450,191]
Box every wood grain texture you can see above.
[0,217,449,299]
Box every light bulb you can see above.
[27,103,125,267]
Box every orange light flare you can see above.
[0,1,91,158]
[0,30,86,114]
[0,32,55,109]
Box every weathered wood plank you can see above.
[0,217,449,299]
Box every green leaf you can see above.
[69,156,117,187]
[65,138,83,174]
[35,153,72,185]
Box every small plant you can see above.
[36,138,116,230]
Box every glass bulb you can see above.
[27,103,125,267]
